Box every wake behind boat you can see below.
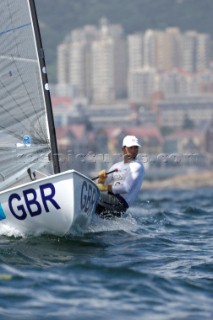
[0,0,99,236]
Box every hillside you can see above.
[35,0,213,82]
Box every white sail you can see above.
[0,0,56,191]
[0,0,100,236]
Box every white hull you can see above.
[0,170,100,236]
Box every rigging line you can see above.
[1,5,40,129]
[0,6,48,143]
[0,121,44,141]
[11,59,48,141]
[0,62,46,142]
[1,57,45,133]
[0,80,30,134]
[0,5,31,134]
[0,23,31,37]
[0,124,22,140]
[4,6,47,141]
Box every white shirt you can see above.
[105,158,144,206]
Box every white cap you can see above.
[122,135,141,147]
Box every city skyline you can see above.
[56,18,213,104]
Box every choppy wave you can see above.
[0,187,213,320]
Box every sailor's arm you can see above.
[98,163,144,194]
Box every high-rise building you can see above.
[182,31,212,73]
[182,31,199,73]
[57,41,70,84]
[196,33,212,72]
[57,18,126,103]
[128,33,143,70]
[92,37,115,102]
[143,30,156,68]
[69,26,98,99]
[128,67,157,102]
[158,70,187,97]
[91,18,127,103]
[154,28,182,71]
[57,22,213,103]
[164,28,182,70]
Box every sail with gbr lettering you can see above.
[0,0,99,236]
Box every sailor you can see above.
[96,135,145,218]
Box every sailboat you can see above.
[0,0,100,236]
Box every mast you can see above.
[28,0,60,174]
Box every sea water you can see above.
[0,187,212,320]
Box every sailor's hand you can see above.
[98,169,107,183]
[97,183,108,192]
[98,169,107,179]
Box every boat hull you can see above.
[0,170,100,236]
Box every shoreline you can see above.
[142,170,213,190]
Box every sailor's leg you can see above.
[96,192,127,218]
